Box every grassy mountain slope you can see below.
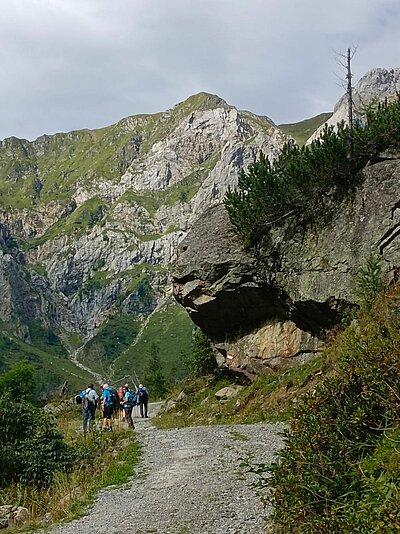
[112,301,194,387]
[0,92,233,211]
[279,112,332,146]
[0,328,92,399]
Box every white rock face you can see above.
[0,94,288,339]
[308,67,400,144]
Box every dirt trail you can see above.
[42,407,284,534]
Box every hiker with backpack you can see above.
[79,383,99,433]
[137,383,149,418]
[121,386,135,429]
[100,383,117,432]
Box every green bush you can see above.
[0,361,35,400]
[184,330,218,377]
[225,96,400,250]
[0,364,77,487]
[266,285,400,532]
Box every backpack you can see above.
[123,391,134,408]
[75,394,82,405]
[109,387,119,410]
[139,387,148,400]
[82,393,91,410]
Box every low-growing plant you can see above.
[354,254,384,310]
[225,95,400,251]
[264,284,400,532]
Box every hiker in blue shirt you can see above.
[137,383,149,418]
[80,383,99,433]
[121,386,135,429]
[100,383,114,432]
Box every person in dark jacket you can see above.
[137,383,149,418]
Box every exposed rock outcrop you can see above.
[172,159,400,377]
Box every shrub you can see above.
[265,285,400,532]
[184,330,218,377]
[225,96,400,250]
[354,254,384,310]
[0,361,35,400]
[0,364,77,488]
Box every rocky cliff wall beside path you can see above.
[172,158,400,377]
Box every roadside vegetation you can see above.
[0,363,140,531]
[155,264,400,532]
[154,355,327,429]
[155,328,330,429]
[266,277,400,533]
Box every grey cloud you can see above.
[0,0,399,140]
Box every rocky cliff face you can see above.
[0,93,287,354]
[172,158,400,378]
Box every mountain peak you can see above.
[172,92,231,114]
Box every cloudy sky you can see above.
[1,0,399,141]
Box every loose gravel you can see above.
[42,412,285,534]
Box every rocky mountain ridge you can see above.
[308,67,400,143]
[1,67,399,389]
[0,92,288,387]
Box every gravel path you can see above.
[43,408,285,534]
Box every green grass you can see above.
[155,356,328,429]
[279,112,332,146]
[112,301,194,385]
[0,327,92,400]
[80,270,113,294]
[115,170,205,218]
[25,262,48,278]
[28,320,68,358]
[241,110,275,134]
[80,314,141,376]
[20,196,107,250]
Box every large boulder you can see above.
[172,158,400,377]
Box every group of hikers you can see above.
[78,382,149,433]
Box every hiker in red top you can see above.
[117,386,124,420]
